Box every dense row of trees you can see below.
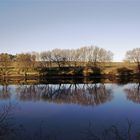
[0,46,140,77]
[0,46,114,77]
[40,46,113,68]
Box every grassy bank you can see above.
[0,62,139,80]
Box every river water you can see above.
[0,81,140,140]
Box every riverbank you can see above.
[0,62,139,80]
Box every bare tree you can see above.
[16,53,36,77]
[39,46,113,70]
[51,49,67,69]
[31,51,40,61]
[125,48,140,73]
[83,46,113,67]
[40,51,53,68]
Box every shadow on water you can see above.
[116,77,133,86]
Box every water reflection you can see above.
[16,84,113,106]
[0,84,11,100]
[1,81,140,139]
[124,83,140,104]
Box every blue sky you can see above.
[0,0,140,61]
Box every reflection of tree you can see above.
[16,84,113,106]
[124,83,140,103]
[0,85,11,100]
[16,85,42,101]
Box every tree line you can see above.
[0,46,140,77]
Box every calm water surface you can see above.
[0,82,140,140]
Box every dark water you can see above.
[0,82,140,140]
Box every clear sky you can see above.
[0,0,140,61]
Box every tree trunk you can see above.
[24,70,27,80]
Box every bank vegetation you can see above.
[0,46,140,79]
